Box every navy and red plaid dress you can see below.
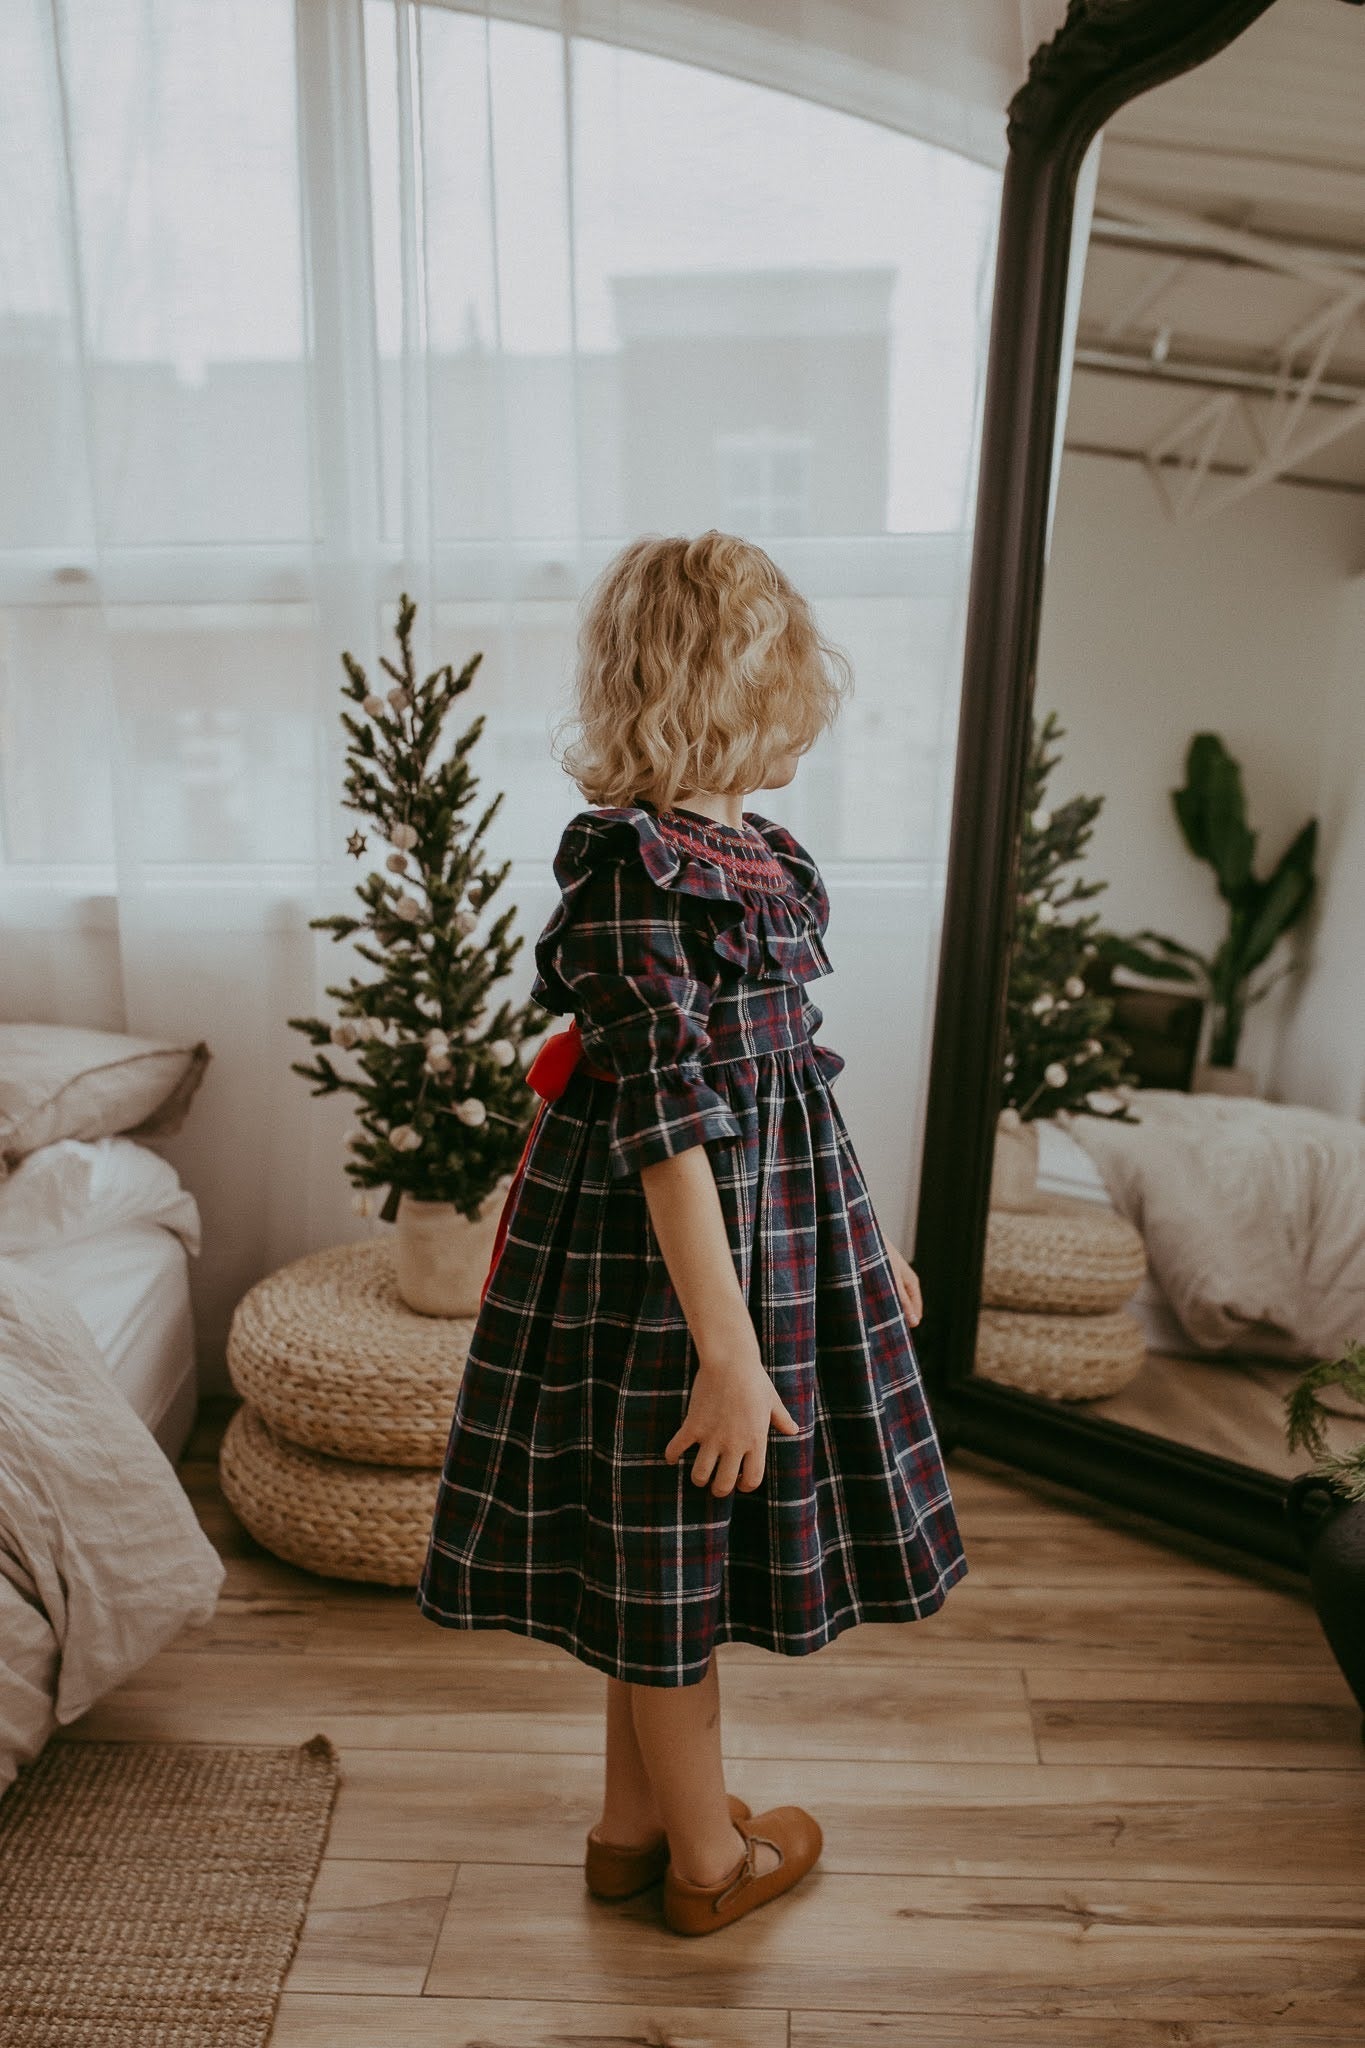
[417,798,968,1685]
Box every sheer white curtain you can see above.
[0,0,1002,1386]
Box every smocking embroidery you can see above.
[654,811,794,896]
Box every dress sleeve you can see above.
[535,826,743,1180]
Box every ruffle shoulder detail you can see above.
[533,805,833,1001]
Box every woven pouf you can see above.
[227,1240,472,1464]
[975,1303,1146,1401]
[983,1199,1146,1315]
[220,1403,440,1585]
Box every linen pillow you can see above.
[0,1024,210,1177]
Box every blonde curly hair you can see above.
[553,531,852,809]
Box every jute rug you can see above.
[0,1735,339,2048]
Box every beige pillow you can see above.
[0,1025,211,1176]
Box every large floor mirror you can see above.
[915,0,1365,1570]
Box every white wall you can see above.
[1033,449,1365,1105]
[1274,573,1365,1119]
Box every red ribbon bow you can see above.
[479,1021,613,1308]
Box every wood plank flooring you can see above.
[66,1401,1365,2048]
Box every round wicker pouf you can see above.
[227,1240,473,1464]
[983,1200,1146,1316]
[219,1404,440,1586]
[975,1303,1146,1401]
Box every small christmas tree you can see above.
[289,595,543,1223]
[1003,711,1136,1121]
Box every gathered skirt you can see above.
[417,985,969,1686]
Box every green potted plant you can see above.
[1283,1341,1365,1731]
[1119,734,1317,1095]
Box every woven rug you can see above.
[0,1736,339,2048]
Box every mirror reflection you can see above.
[973,0,1365,1483]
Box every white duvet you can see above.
[1063,1090,1365,1363]
[0,1257,224,1796]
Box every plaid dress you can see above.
[417,799,968,1685]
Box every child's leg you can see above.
[597,1677,665,1846]
[629,1651,779,1886]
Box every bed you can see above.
[1034,1105,1365,1479]
[0,1137,221,1795]
[0,1136,200,1462]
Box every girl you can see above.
[418,531,969,1936]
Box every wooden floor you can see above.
[69,1401,1364,2048]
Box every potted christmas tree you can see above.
[289,596,546,1316]
[994,712,1138,1210]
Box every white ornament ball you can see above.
[488,1038,516,1068]
[387,686,411,711]
[1065,976,1085,999]
[351,1190,374,1217]
[998,1106,1021,1130]
[1031,806,1051,832]
[1030,994,1053,1016]
[455,1097,487,1127]
[331,1022,359,1049]
[425,1047,451,1074]
[1085,1038,1103,1058]
[393,892,421,922]
[391,823,418,851]
[1035,900,1057,925]
[424,1027,449,1049]
[1044,1061,1069,1090]
[362,694,385,718]
[389,1124,422,1152]
[454,909,477,937]
[386,852,407,874]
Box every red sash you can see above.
[479,1021,614,1307]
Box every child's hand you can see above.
[664,1353,799,1498]
[887,1245,923,1327]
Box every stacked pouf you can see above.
[219,1241,470,1584]
[975,1193,1148,1401]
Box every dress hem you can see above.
[413,1550,969,1688]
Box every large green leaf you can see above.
[1173,734,1255,901]
[1236,819,1318,975]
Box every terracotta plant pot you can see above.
[990,1112,1040,1212]
[1284,1475,1365,1739]
[394,1190,505,1318]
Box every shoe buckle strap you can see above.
[712,1831,781,1913]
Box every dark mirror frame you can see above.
[910,0,1313,1570]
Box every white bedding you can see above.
[1035,1119,1190,1355]
[0,1138,199,1459]
[1062,1091,1365,1363]
[0,1258,224,1795]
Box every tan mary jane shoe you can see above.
[585,1793,751,1900]
[663,1805,822,1935]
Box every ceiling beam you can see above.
[1074,344,1365,406]
[1096,137,1365,223]
[1090,212,1365,278]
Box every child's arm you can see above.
[641,1147,798,1500]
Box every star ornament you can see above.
[346,830,367,860]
